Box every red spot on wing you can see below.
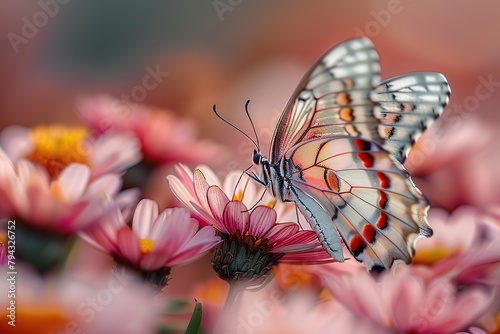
[362,224,376,243]
[354,139,370,151]
[376,212,388,229]
[325,170,340,192]
[376,171,390,189]
[357,152,374,168]
[378,191,388,209]
[349,235,366,257]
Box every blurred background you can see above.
[1,0,500,145]
[3,0,500,236]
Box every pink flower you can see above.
[216,279,378,334]
[455,327,489,334]
[322,264,495,334]
[81,199,221,273]
[414,206,500,288]
[167,164,296,227]
[405,117,500,212]
[413,207,484,265]
[167,165,333,285]
[76,95,223,165]
[0,267,157,334]
[0,149,136,233]
[0,124,141,180]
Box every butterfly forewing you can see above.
[270,38,382,163]
[261,37,449,270]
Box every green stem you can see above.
[55,236,78,277]
[214,282,241,333]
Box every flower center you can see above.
[139,238,155,254]
[26,125,89,179]
[412,246,459,265]
[211,231,284,285]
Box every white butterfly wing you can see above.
[373,73,451,163]
[268,37,450,270]
[270,37,382,162]
[283,136,431,269]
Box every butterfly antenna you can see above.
[213,104,259,149]
[248,188,267,211]
[232,165,253,198]
[244,100,260,151]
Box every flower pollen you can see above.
[26,125,89,179]
[412,245,460,265]
[139,238,155,254]
[232,190,244,202]
[266,198,277,209]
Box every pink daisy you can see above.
[405,116,500,212]
[0,124,141,180]
[76,95,223,165]
[167,165,333,285]
[322,263,495,334]
[0,149,136,233]
[167,164,296,227]
[413,207,500,288]
[0,268,157,334]
[81,198,221,289]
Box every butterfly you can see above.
[251,37,450,271]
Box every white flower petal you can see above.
[132,199,159,239]
[0,126,32,161]
[58,163,91,201]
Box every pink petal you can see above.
[16,160,49,185]
[280,248,333,263]
[69,193,110,231]
[193,169,211,209]
[116,226,141,264]
[172,164,196,195]
[167,226,221,266]
[385,273,425,330]
[132,199,159,239]
[0,126,32,161]
[426,285,493,332]
[270,230,318,251]
[90,133,142,177]
[80,208,124,253]
[323,270,388,324]
[140,251,171,271]
[58,164,91,201]
[114,188,140,211]
[248,206,277,238]
[167,171,216,226]
[196,165,221,189]
[152,208,197,249]
[222,201,249,234]
[265,223,299,245]
[84,173,122,198]
[207,186,230,232]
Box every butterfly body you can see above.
[253,37,450,270]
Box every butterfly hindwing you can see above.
[372,73,451,163]
[283,136,431,269]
